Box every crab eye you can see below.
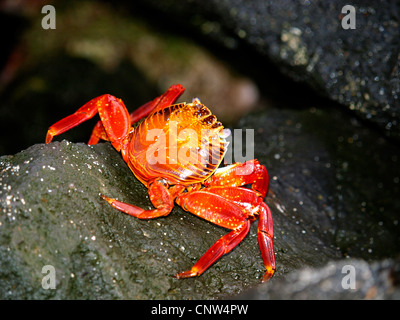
[192,97,202,105]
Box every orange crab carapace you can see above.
[45,84,276,281]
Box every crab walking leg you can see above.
[180,186,276,280]
[46,94,132,152]
[175,190,252,278]
[129,84,185,123]
[257,202,276,282]
[87,121,108,145]
[102,180,185,219]
[205,159,269,198]
[46,96,100,143]
[88,84,185,145]
[175,221,251,279]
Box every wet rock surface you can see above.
[133,0,400,139]
[0,141,276,299]
[236,105,400,299]
[240,106,400,261]
[239,258,400,299]
[1,103,399,299]
[1,0,400,300]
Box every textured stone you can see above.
[132,0,400,139]
[1,102,400,299]
[239,258,400,299]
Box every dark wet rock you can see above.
[234,104,400,299]
[1,1,399,300]
[0,141,276,299]
[0,139,339,299]
[1,102,399,299]
[133,0,400,139]
[239,258,400,299]
[239,106,400,261]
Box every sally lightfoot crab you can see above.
[45,84,276,282]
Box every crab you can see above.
[45,84,276,282]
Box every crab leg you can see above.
[257,202,275,282]
[88,84,185,145]
[46,96,104,144]
[129,84,185,123]
[175,186,275,280]
[207,186,276,281]
[101,180,185,219]
[174,190,255,278]
[205,159,269,198]
[46,94,132,157]
[87,121,109,145]
[175,220,250,279]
